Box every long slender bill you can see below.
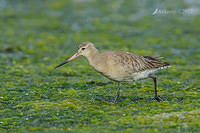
[55,53,80,69]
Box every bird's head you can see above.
[55,41,95,69]
[77,41,95,57]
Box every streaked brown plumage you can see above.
[55,41,170,102]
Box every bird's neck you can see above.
[85,47,99,65]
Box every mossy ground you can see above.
[0,0,200,132]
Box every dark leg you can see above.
[114,82,120,103]
[151,76,163,102]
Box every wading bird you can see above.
[55,42,170,102]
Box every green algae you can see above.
[0,0,200,132]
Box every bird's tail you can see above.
[143,55,170,69]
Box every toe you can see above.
[154,96,163,102]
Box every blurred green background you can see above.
[0,0,200,132]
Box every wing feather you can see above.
[111,52,170,73]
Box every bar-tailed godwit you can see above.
[55,42,170,102]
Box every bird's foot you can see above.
[154,96,163,102]
[113,96,120,103]
[113,98,118,103]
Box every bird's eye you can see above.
[82,48,86,50]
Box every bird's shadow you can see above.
[55,81,176,103]
[85,81,113,86]
[93,95,156,103]
[56,81,113,90]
